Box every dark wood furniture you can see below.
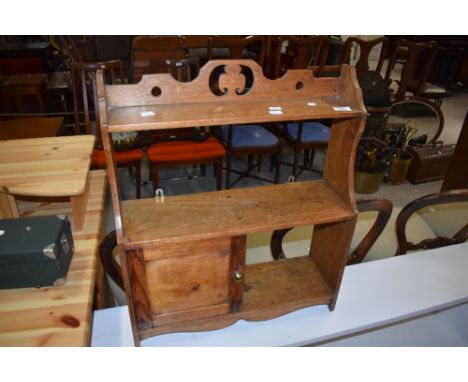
[130,36,187,83]
[1,73,47,113]
[71,60,143,199]
[0,40,51,75]
[441,111,468,191]
[341,37,389,77]
[395,189,468,255]
[272,36,329,79]
[0,116,63,140]
[270,198,393,264]
[96,60,366,345]
[207,36,266,66]
[385,39,451,106]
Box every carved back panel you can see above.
[104,59,345,109]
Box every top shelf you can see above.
[99,60,366,133]
[121,180,355,248]
[106,97,362,133]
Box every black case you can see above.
[0,215,74,289]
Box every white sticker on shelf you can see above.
[269,110,283,115]
[269,106,283,111]
[140,111,156,117]
[307,101,316,106]
[333,106,352,111]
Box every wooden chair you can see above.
[395,189,468,255]
[207,36,282,188]
[386,98,444,145]
[268,36,332,179]
[340,37,389,78]
[384,39,451,106]
[130,36,188,83]
[270,198,393,264]
[273,35,330,79]
[71,60,143,198]
[144,57,226,192]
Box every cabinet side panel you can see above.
[324,117,365,206]
[309,218,357,307]
[126,248,153,330]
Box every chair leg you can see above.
[150,162,159,194]
[309,149,316,169]
[273,153,280,184]
[200,164,207,177]
[134,162,141,199]
[257,154,263,172]
[303,150,310,168]
[225,154,232,189]
[215,158,223,190]
[247,155,254,172]
[292,149,299,180]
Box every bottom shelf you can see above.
[139,255,334,339]
[241,256,334,321]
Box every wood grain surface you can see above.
[0,135,95,197]
[0,170,106,346]
[96,60,366,343]
[121,180,354,248]
[101,61,362,132]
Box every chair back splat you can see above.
[384,39,450,106]
[71,59,143,198]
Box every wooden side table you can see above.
[1,73,47,113]
[0,135,95,230]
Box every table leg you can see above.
[0,192,19,219]
[69,173,91,230]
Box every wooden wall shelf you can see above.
[97,59,366,345]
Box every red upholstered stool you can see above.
[92,148,143,199]
[147,135,226,192]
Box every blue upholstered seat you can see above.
[286,122,330,143]
[222,125,279,149]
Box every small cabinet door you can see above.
[142,236,246,327]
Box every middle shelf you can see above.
[121,179,355,248]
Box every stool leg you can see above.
[134,162,141,199]
[215,158,223,190]
[150,163,159,194]
[273,153,281,184]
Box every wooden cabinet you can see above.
[97,60,367,345]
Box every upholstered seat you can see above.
[147,135,225,163]
[146,135,226,191]
[221,125,279,149]
[285,121,330,143]
[91,148,144,168]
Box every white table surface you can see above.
[91,242,468,346]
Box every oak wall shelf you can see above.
[97,60,366,345]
